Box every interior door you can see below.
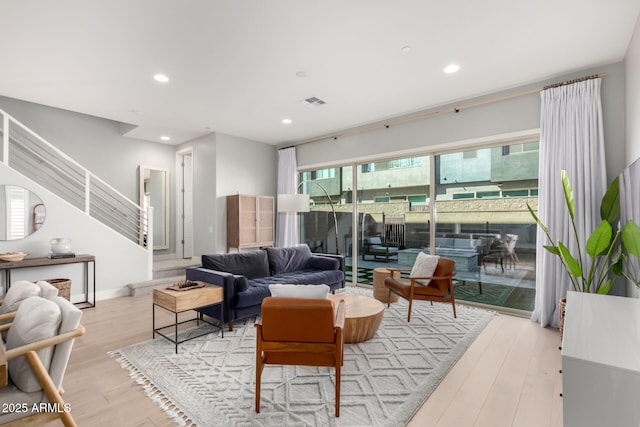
[181,151,194,258]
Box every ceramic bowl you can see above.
[0,252,28,262]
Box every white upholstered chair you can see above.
[0,295,84,426]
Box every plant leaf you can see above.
[600,176,620,223]
[596,279,612,295]
[527,203,549,235]
[586,221,613,256]
[543,245,560,255]
[558,241,582,278]
[561,170,575,222]
[612,258,623,275]
[622,220,640,258]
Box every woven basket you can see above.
[45,278,71,301]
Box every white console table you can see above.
[562,291,640,426]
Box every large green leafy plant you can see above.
[528,170,640,294]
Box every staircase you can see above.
[1,108,150,249]
[1,108,153,294]
[127,258,202,296]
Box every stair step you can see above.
[128,275,186,297]
[152,257,201,280]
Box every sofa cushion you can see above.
[265,245,312,275]
[453,238,474,249]
[435,237,454,248]
[202,250,270,279]
[253,270,344,287]
[306,255,339,270]
[234,284,273,309]
[0,281,41,315]
[269,284,330,299]
[6,297,62,392]
[36,281,59,300]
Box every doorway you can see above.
[178,149,194,259]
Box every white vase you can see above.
[50,237,72,254]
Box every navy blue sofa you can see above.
[186,244,345,330]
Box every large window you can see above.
[296,138,539,312]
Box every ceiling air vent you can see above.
[302,96,326,107]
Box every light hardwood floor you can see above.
[47,293,563,427]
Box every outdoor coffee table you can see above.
[328,294,384,343]
[152,282,224,353]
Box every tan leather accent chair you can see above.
[255,297,346,417]
[384,257,457,322]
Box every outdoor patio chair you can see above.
[255,296,345,417]
[362,236,399,262]
[384,257,457,321]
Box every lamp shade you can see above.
[277,193,310,213]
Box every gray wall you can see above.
[295,62,627,184]
[0,95,277,265]
[625,15,640,298]
[0,95,177,255]
[215,133,278,253]
[177,132,278,255]
[627,15,640,166]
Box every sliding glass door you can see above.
[354,156,431,284]
[298,166,353,258]
[295,139,539,313]
[433,142,538,311]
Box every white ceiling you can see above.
[1,1,639,146]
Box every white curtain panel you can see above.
[620,158,640,298]
[276,147,299,248]
[532,78,607,327]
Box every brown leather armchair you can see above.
[255,297,346,417]
[384,257,457,322]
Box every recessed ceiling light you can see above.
[444,64,460,74]
[153,74,170,83]
[160,136,171,141]
[282,118,292,124]
[401,45,412,52]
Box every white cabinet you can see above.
[562,291,640,427]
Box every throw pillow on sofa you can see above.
[410,252,440,286]
[269,284,330,299]
[266,244,313,275]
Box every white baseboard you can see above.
[70,286,130,304]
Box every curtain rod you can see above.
[542,73,602,90]
[281,72,607,149]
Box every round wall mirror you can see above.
[0,185,46,240]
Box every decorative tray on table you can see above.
[0,252,28,262]
[166,280,205,291]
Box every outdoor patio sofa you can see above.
[186,244,345,330]
[435,237,484,254]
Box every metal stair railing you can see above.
[0,108,150,248]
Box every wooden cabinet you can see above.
[226,194,274,252]
[562,291,640,426]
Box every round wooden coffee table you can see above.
[329,294,384,343]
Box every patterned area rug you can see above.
[110,288,493,426]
